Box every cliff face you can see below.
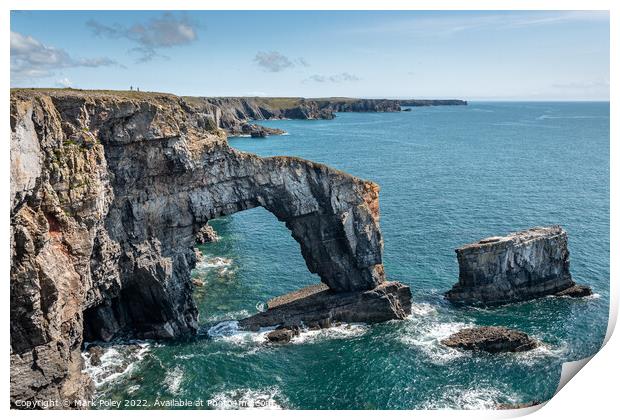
[445,226,585,305]
[10,89,409,407]
[183,97,467,136]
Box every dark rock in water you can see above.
[266,326,300,343]
[239,281,412,331]
[195,224,218,244]
[401,108,412,112]
[446,226,583,306]
[497,400,543,410]
[86,346,104,366]
[250,128,268,138]
[441,326,538,353]
[554,284,592,298]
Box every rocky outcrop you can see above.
[317,99,402,113]
[239,281,412,331]
[10,89,409,407]
[182,96,467,136]
[195,224,218,244]
[182,97,334,136]
[441,326,538,353]
[445,226,591,306]
[266,326,301,343]
[554,284,592,298]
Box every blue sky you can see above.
[10,10,610,100]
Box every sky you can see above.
[10,10,610,100]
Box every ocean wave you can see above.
[164,366,184,395]
[82,341,151,388]
[400,319,474,364]
[207,321,276,346]
[207,387,286,410]
[537,114,607,120]
[290,323,368,344]
[514,341,567,366]
[421,385,516,409]
[207,320,368,346]
[197,257,233,270]
[201,309,251,324]
[410,302,437,316]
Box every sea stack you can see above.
[445,226,592,306]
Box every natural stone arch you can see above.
[88,113,387,340]
[10,91,409,407]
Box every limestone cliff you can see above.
[445,226,591,305]
[10,89,410,407]
[182,97,467,136]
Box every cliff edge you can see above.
[10,89,410,408]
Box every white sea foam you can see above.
[207,321,276,346]
[202,309,251,323]
[290,323,369,344]
[82,341,151,388]
[400,319,473,364]
[198,257,233,269]
[515,341,567,366]
[422,386,516,409]
[207,387,285,410]
[164,366,184,395]
[410,302,437,316]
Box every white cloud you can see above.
[87,13,198,62]
[55,77,73,88]
[305,72,360,83]
[10,31,118,83]
[253,51,294,72]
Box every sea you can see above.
[85,101,610,410]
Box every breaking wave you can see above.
[207,387,286,410]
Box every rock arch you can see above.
[10,91,410,406]
[72,94,391,341]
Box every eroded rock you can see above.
[441,326,538,353]
[266,326,301,343]
[239,281,412,331]
[195,224,218,244]
[10,89,399,406]
[554,284,592,298]
[446,226,590,305]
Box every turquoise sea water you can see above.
[88,102,609,409]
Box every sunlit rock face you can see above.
[445,226,589,305]
[10,90,409,407]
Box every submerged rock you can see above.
[239,281,412,331]
[191,278,205,287]
[446,226,591,305]
[441,326,538,353]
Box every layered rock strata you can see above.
[183,96,467,136]
[239,281,412,331]
[445,226,591,305]
[10,89,410,407]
